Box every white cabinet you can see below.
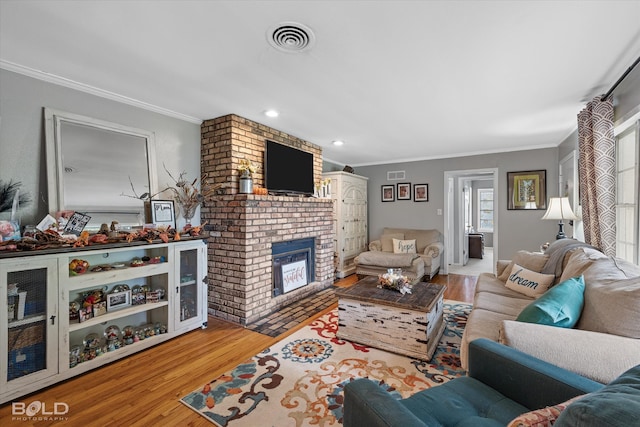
[1,257,58,397]
[174,241,208,332]
[323,171,368,278]
[0,239,207,404]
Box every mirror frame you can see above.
[44,108,158,227]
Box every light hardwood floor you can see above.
[1,273,475,426]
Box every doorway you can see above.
[443,168,498,275]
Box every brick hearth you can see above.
[201,115,335,325]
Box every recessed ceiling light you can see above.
[264,110,279,118]
[332,140,344,146]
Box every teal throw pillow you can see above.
[516,275,585,328]
[555,364,640,427]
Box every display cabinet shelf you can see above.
[67,333,173,376]
[66,263,170,291]
[8,314,47,329]
[68,301,169,332]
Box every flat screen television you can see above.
[264,140,314,196]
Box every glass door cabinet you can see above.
[174,241,207,331]
[1,257,58,390]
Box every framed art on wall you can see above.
[507,170,547,210]
[414,184,429,202]
[381,185,395,202]
[397,183,411,200]
[148,200,176,228]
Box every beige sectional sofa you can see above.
[354,228,444,282]
[461,239,640,384]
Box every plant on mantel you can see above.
[237,159,259,178]
[122,164,221,224]
[165,168,221,223]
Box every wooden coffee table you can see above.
[335,275,446,360]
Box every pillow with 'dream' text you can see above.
[505,263,555,298]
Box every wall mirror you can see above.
[45,108,158,230]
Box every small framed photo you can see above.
[107,290,131,311]
[381,185,395,202]
[131,292,146,306]
[79,307,93,323]
[148,200,176,229]
[92,301,107,317]
[397,183,411,200]
[145,291,160,304]
[414,184,429,202]
[63,212,92,235]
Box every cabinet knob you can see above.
[50,315,56,325]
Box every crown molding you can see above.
[0,60,202,124]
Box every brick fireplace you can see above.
[200,115,335,325]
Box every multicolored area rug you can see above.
[181,300,471,426]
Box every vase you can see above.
[239,171,253,194]
[180,203,198,226]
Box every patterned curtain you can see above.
[577,96,616,256]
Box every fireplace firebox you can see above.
[272,238,316,296]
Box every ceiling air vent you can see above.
[267,22,315,53]
[387,171,406,181]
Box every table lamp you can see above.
[541,197,578,239]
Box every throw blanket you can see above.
[355,251,418,267]
[541,239,598,278]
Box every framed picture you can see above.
[414,184,429,202]
[507,170,547,210]
[381,185,395,202]
[79,307,93,323]
[63,212,91,235]
[131,292,146,306]
[148,200,176,229]
[397,183,411,200]
[106,290,131,311]
[92,301,107,317]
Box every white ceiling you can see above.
[2,1,639,166]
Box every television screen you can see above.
[264,140,314,195]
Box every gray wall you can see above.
[558,129,578,161]
[322,159,344,173]
[357,147,559,260]
[0,69,201,227]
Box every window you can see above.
[614,114,639,264]
[477,188,494,232]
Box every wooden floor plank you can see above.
[0,273,476,426]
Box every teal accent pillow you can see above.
[555,364,640,427]
[516,275,585,328]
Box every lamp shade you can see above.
[541,197,578,220]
